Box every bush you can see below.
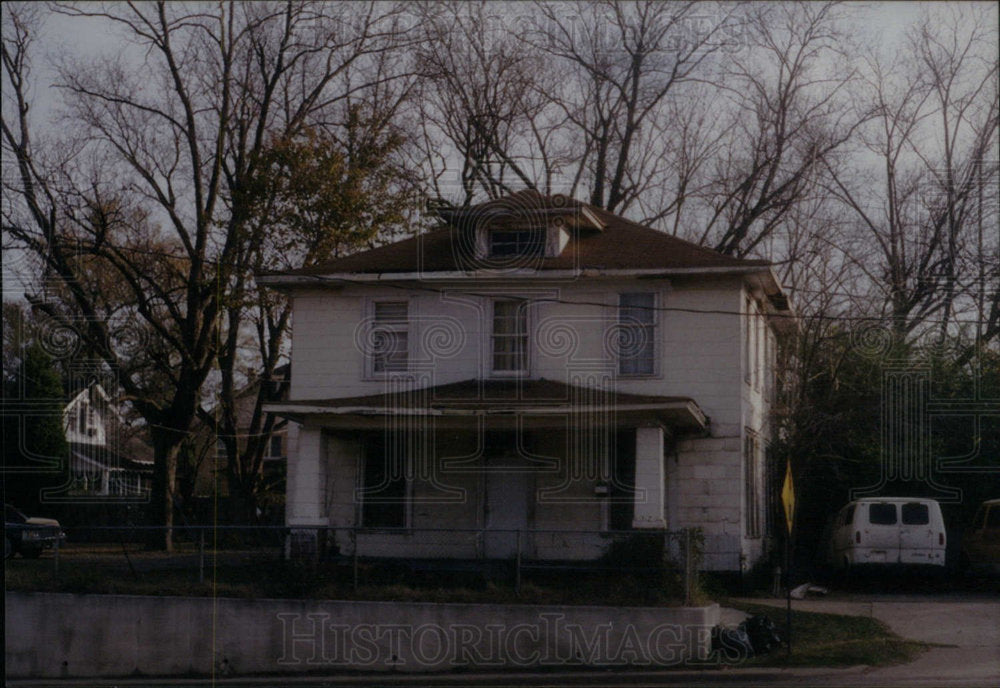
[258,560,325,598]
[600,531,693,602]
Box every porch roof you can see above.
[266,378,708,431]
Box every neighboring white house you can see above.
[62,383,152,498]
[260,190,794,571]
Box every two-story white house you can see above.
[62,383,152,498]
[260,190,793,571]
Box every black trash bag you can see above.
[711,625,754,662]
[740,614,783,655]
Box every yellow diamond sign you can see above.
[781,461,795,534]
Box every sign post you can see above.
[780,460,795,656]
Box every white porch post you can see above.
[632,426,666,529]
[286,425,327,525]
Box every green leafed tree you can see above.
[205,115,420,525]
[2,304,69,515]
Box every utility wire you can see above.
[298,273,991,326]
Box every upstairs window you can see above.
[492,299,528,373]
[372,301,409,373]
[618,293,656,376]
[489,228,544,257]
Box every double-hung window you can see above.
[371,301,409,373]
[618,293,656,376]
[492,299,528,373]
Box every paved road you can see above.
[9,594,998,687]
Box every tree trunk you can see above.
[227,468,259,525]
[149,430,182,551]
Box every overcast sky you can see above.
[1,1,992,303]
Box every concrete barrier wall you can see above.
[5,592,719,679]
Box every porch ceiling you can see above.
[265,378,708,431]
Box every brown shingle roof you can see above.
[269,190,768,276]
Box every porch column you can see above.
[632,426,666,529]
[286,425,327,525]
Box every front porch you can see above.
[270,379,718,564]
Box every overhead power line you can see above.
[299,273,991,327]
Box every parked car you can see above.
[961,498,1000,576]
[4,504,66,559]
[827,498,946,571]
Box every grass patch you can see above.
[726,601,929,667]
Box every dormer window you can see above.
[489,228,544,257]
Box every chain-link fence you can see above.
[13,525,717,604]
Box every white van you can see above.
[827,498,946,570]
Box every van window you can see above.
[987,507,1000,530]
[842,504,856,526]
[901,502,929,525]
[869,503,897,525]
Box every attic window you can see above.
[489,228,544,257]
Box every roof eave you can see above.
[265,399,707,431]
[258,264,774,290]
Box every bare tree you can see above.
[412,1,561,205]
[2,1,415,547]
[525,0,739,215]
[824,4,999,346]
[690,2,863,258]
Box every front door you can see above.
[483,432,532,559]
[484,468,529,558]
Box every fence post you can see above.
[515,530,522,593]
[198,530,205,584]
[684,528,692,606]
[352,528,359,592]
